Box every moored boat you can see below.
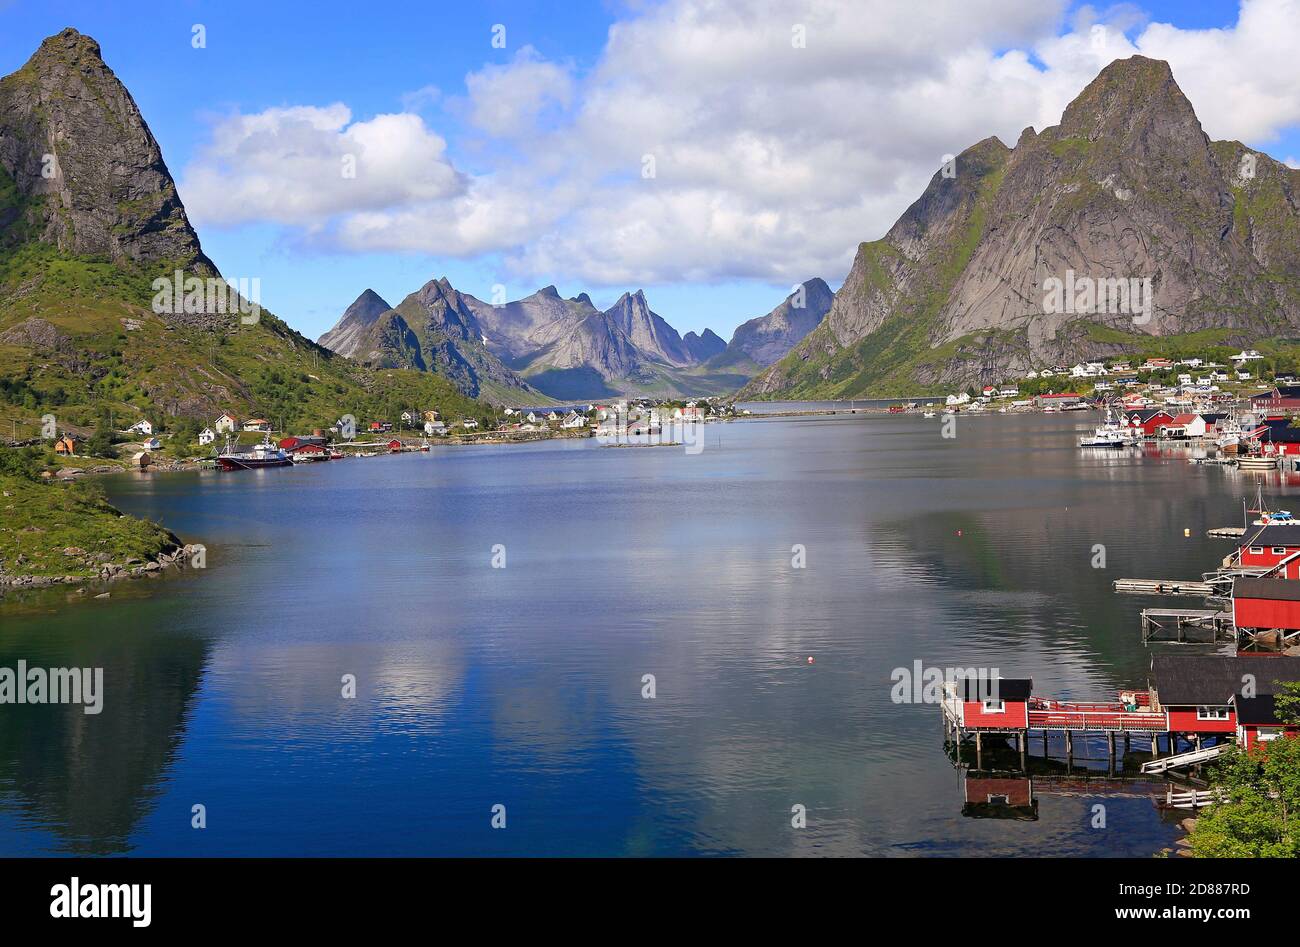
[216,438,293,471]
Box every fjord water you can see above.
[0,412,1259,856]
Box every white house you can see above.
[198,428,216,446]
[243,418,271,432]
[461,418,479,429]
[143,437,162,451]
[127,419,153,436]
[945,392,970,407]
[526,412,539,423]
[1237,370,1253,381]
[424,420,447,436]
[560,411,586,429]
[503,408,518,417]
[214,413,238,434]
[1232,349,1263,363]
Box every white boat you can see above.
[923,411,936,418]
[1079,407,1138,448]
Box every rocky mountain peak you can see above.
[0,28,213,270]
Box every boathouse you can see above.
[1123,409,1176,437]
[948,677,1033,730]
[1149,654,1300,737]
[1237,524,1300,578]
[1231,695,1300,749]
[1233,576,1300,629]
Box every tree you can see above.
[1189,736,1300,857]
[84,407,118,459]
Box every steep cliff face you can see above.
[0,28,212,270]
[318,289,393,358]
[725,278,833,366]
[744,56,1300,398]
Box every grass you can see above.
[0,449,176,580]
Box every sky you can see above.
[2,0,1300,342]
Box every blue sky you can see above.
[2,0,1297,341]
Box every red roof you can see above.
[1171,414,1198,425]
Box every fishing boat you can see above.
[215,437,292,471]
[1078,407,1138,448]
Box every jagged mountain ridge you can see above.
[743,56,1300,398]
[322,280,755,399]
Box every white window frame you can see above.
[1273,547,1287,555]
[1258,728,1283,742]
[1196,706,1230,721]
[1249,546,1264,555]
[981,698,1005,714]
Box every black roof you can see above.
[958,677,1032,701]
[1151,655,1300,706]
[1234,576,1300,601]
[1232,695,1288,726]
[1240,524,1300,548]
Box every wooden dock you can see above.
[1207,526,1246,538]
[1113,578,1216,596]
[1140,608,1235,643]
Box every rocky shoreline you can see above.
[0,542,205,589]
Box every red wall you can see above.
[962,701,1028,729]
[1167,708,1236,733]
[1238,547,1300,578]
[1234,596,1300,629]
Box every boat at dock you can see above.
[1078,407,1138,448]
[216,438,292,471]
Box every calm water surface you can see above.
[0,411,1281,855]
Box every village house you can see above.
[214,413,238,434]
[1232,349,1264,364]
[127,419,153,436]
[53,433,80,456]
[1149,654,1300,742]
[1232,695,1300,749]
[1033,392,1082,409]
[242,418,271,432]
[1122,409,1176,437]
[424,420,447,436]
[560,411,586,429]
[1236,523,1300,578]
[143,437,162,451]
[461,418,479,429]
[1251,384,1300,413]
[198,428,216,446]
[1141,357,1173,371]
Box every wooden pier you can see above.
[1139,608,1235,643]
[1113,577,1216,596]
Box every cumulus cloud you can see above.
[461,45,576,137]
[181,0,1300,287]
[182,104,466,227]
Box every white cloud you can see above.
[461,45,575,137]
[181,0,1300,288]
[181,105,466,227]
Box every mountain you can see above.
[323,279,752,400]
[318,289,392,357]
[682,328,726,362]
[743,56,1300,399]
[722,278,833,367]
[0,29,488,434]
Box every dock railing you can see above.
[1027,708,1168,732]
